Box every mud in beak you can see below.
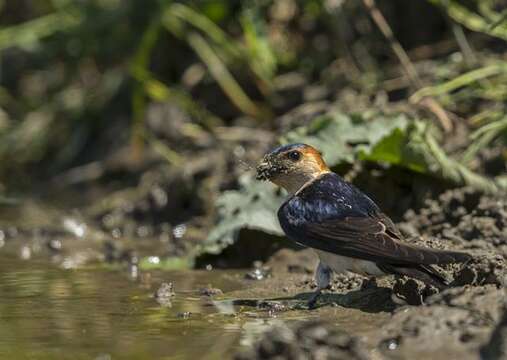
[256,156,288,181]
[255,160,272,181]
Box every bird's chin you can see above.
[255,162,274,181]
[255,162,288,182]
[255,169,274,181]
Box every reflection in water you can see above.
[0,258,314,359]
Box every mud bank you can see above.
[236,186,507,359]
[0,181,505,359]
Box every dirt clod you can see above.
[481,303,507,360]
[199,287,223,297]
[379,285,504,357]
[245,261,272,280]
[154,282,175,307]
[235,320,369,360]
[392,278,438,305]
[242,187,507,359]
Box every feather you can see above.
[278,173,471,267]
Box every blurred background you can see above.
[0,0,506,267]
[0,1,506,358]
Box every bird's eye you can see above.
[287,151,301,161]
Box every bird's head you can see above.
[256,143,330,194]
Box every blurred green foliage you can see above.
[0,0,505,189]
[205,108,505,256]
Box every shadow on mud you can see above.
[216,286,397,314]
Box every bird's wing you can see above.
[299,213,470,265]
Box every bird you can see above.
[256,143,472,308]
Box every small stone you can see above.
[177,311,191,319]
[154,282,175,307]
[199,287,223,297]
[245,262,271,280]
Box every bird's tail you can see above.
[407,247,473,266]
[378,263,451,289]
[379,249,472,289]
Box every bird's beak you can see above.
[255,159,272,181]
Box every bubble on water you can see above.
[7,227,18,237]
[95,354,112,360]
[63,218,87,238]
[151,187,168,208]
[173,224,187,239]
[62,257,76,270]
[111,228,122,238]
[383,338,399,351]
[129,264,139,279]
[147,256,160,265]
[49,239,62,251]
[233,145,246,157]
[136,226,150,237]
[245,267,271,280]
[20,246,31,260]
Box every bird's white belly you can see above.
[315,250,384,277]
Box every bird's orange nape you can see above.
[299,146,330,174]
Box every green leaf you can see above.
[201,174,285,254]
[429,0,507,41]
[0,9,81,51]
[203,110,410,255]
[138,256,193,270]
[280,110,410,166]
[359,127,427,173]
[203,110,506,256]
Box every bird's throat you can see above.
[273,170,330,195]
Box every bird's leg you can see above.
[308,261,332,309]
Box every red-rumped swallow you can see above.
[256,143,471,308]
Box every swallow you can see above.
[256,143,471,308]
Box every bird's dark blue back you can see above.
[278,172,379,238]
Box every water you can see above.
[0,255,393,359]
[0,198,390,359]
[0,258,248,359]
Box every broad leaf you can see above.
[204,110,505,256]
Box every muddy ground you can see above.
[0,165,506,360]
[234,186,507,359]
[0,95,505,359]
[0,173,506,359]
[1,2,506,358]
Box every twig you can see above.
[131,66,224,129]
[488,9,507,31]
[186,32,266,119]
[408,39,456,61]
[430,0,507,42]
[0,9,80,51]
[144,132,183,165]
[451,23,477,66]
[362,0,453,132]
[52,161,105,185]
[130,22,161,162]
[362,0,422,88]
[410,63,507,102]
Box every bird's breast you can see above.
[315,250,384,277]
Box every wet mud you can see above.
[235,320,370,360]
[0,179,505,359]
[236,187,507,359]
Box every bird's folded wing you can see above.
[301,213,470,265]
